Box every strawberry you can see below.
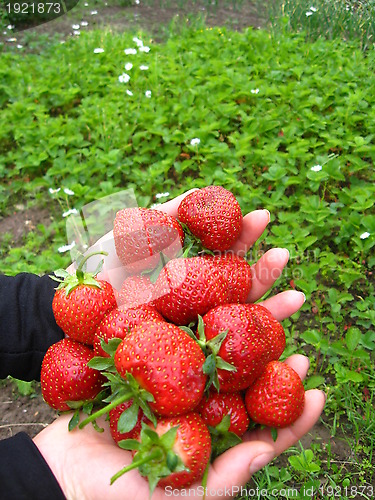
[245,360,305,428]
[51,252,117,345]
[113,207,184,274]
[40,338,105,412]
[177,186,243,251]
[197,391,249,437]
[93,305,164,357]
[153,256,229,325]
[197,391,249,458]
[111,412,211,492]
[203,252,252,303]
[114,320,207,416]
[109,400,151,444]
[118,275,156,309]
[201,303,286,392]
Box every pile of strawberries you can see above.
[41,186,305,492]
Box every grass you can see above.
[0,4,374,497]
[269,0,375,51]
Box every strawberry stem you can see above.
[110,449,163,484]
[78,393,131,429]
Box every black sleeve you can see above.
[0,273,64,382]
[0,432,66,500]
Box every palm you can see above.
[38,190,325,499]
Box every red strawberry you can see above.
[51,252,117,345]
[197,391,249,437]
[245,361,305,428]
[93,305,165,357]
[203,252,252,303]
[202,303,285,392]
[112,412,211,491]
[109,400,151,444]
[118,275,156,309]
[113,207,184,274]
[114,320,207,416]
[40,338,105,412]
[177,186,243,251]
[153,256,229,325]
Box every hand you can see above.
[44,189,323,499]
[34,355,325,500]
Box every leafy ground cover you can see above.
[0,2,374,498]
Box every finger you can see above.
[156,189,198,217]
[247,248,289,302]
[283,354,310,380]
[205,389,325,496]
[258,290,306,321]
[230,210,270,255]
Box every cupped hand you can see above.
[43,188,322,499]
[34,354,325,500]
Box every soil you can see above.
[0,1,358,490]
[2,0,268,48]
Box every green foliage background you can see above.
[0,10,374,497]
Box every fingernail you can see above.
[249,452,275,476]
[301,292,306,303]
[263,209,271,223]
[282,248,290,260]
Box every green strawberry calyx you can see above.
[180,315,236,392]
[207,414,242,459]
[77,339,157,432]
[50,251,108,295]
[111,423,187,495]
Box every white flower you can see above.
[155,192,170,199]
[84,2,88,5]
[125,62,133,71]
[135,0,140,4]
[73,30,81,36]
[124,48,137,55]
[139,45,150,53]
[190,138,200,146]
[132,36,143,47]
[306,11,313,16]
[360,232,370,240]
[119,73,130,83]
[72,24,80,29]
[58,241,76,253]
[310,164,322,172]
[145,90,152,98]
[63,188,75,196]
[7,38,17,42]
[90,10,98,14]
[49,188,61,194]
[310,6,317,11]
[126,89,133,96]
[93,47,104,53]
[62,208,79,218]
[251,88,260,94]
[17,44,23,49]
[139,65,149,70]
[7,25,15,30]
[81,21,88,26]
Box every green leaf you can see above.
[118,439,141,451]
[117,403,140,434]
[270,427,278,442]
[88,356,115,371]
[68,409,81,431]
[345,327,361,351]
